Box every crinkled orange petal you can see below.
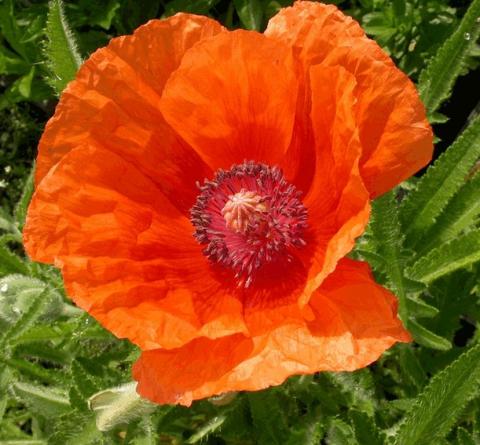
[237,66,369,330]
[295,65,370,302]
[24,145,247,349]
[133,258,409,406]
[35,13,225,214]
[159,30,299,172]
[266,1,433,197]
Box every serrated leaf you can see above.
[0,286,52,349]
[248,390,289,445]
[326,370,376,416]
[370,190,408,321]
[130,415,160,445]
[4,356,58,384]
[398,345,428,391]
[45,0,82,94]
[406,319,452,350]
[234,0,264,30]
[48,410,101,445]
[12,323,73,345]
[0,274,63,329]
[407,229,480,283]
[15,342,71,364]
[11,381,70,416]
[394,343,480,445]
[418,0,480,115]
[456,427,476,445]
[429,112,449,124]
[186,415,226,444]
[349,409,384,445]
[405,295,439,319]
[419,173,480,255]
[70,360,100,409]
[327,418,358,445]
[285,412,324,445]
[400,114,480,243]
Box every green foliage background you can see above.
[1,0,480,444]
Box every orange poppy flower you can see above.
[24,1,432,405]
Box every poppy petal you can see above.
[266,1,432,197]
[159,30,299,171]
[298,65,370,300]
[35,14,225,214]
[133,258,409,406]
[24,145,247,349]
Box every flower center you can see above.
[221,190,268,234]
[190,161,308,287]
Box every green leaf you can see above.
[48,410,101,445]
[327,418,358,445]
[400,114,480,243]
[429,112,449,125]
[362,12,395,39]
[70,360,100,409]
[12,322,105,345]
[419,173,480,255]
[3,357,59,384]
[398,345,428,391]
[117,0,161,33]
[456,427,476,445]
[407,229,480,283]
[0,0,34,61]
[186,415,227,444]
[11,382,70,416]
[164,0,219,15]
[17,67,36,98]
[406,319,452,350]
[370,190,408,321]
[130,415,160,445]
[0,441,47,444]
[0,208,19,236]
[418,0,480,115]
[326,370,376,416]
[0,71,34,110]
[14,165,35,230]
[0,245,28,275]
[45,0,82,94]
[349,410,384,445]
[248,390,289,445]
[88,382,156,432]
[0,286,52,349]
[86,0,120,30]
[285,412,324,445]
[15,342,71,364]
[395,343,480,445]
[0,274,49,325]
[405,295,439,319]
[234,0,264,30]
